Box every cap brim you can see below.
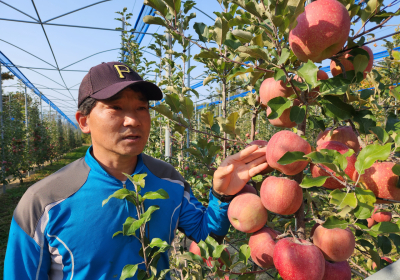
[91,80,163,101]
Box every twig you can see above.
[347,119,366,150]
[350,259,370,277]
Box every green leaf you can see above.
[184,147,202,158]
[319,85,348,97]
[120,264,138,280]
[389,234,400,253]
[322,216,349,229]
[143,0,168,17]
[308,116,325,131]
[393,164,400,176]
[212,244,227,259]
[352,110,377,134]
[353,55,369,74]
[274,68,286,82]
[102,188,132,207]
[203,75,216,86]
[228,16,251,27]
[112,231,123,238]
[300,176,329,188]
[193,22,209,42]
[354,188,376,219]
[369,127,389,144]
[267,97,291,119]
[378,236,392,254]
[360,0,384,24]
[142,189,169,200]
[164,93,181,113]
[179,96,194,120]
[237,46,269,61]
[194,50,220,59]
[142,15,168,27]
[153,104,174,120]
[305,150,346,175]
[149,238,171,250]
[225,31,242,50]
[197,240,209,259]
[201,111,214,128]
[289,105,306,124]
[297,60,319,88]
[371,222,400,233]
[320,96,355,121]
[277,151,308,165]
[214,17,229,46]
[216,112,239,136]
[278,48,291,65]
[123,217,137,236]
[239,244,251,265]
[355,143,392,175]
[127,206,160,236]
[386,112,400,133]
[227,67,254,81]
[231,29,253,43]
[329,189,357,209]
[360,89,374,100]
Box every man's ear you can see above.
[75,111,90,134]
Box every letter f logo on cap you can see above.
[114,65,131,78]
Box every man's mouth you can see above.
[123,135,140,140]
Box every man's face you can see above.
[85,88,151,158]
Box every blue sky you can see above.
[0,0,399,125]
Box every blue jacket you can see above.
[4,147,231,279]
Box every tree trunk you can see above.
[250,110,258,141]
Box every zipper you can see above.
[123,183,126,189]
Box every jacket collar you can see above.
[84,146,144,180]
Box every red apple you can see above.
[249,227,279,268]
[322,260,351,280]
[367,218,376,228]
[317,126,360,154]
[237,184,258,195]
[266,130,311,175]
[372,211,392,223]
[260,176,303,215]
[289,0,350,62]
[360,162,400,203]
[259,78,295,107]
[273,238,325,280]
[330,46,374,78]
[311,141,358,189]
[313,226,355,262]
[227,193,268,233]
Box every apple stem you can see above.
[288,227,301,244]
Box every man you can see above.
[4,62,267,279]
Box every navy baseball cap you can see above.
[78,61,163,107]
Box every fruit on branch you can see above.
[266,99,300,128]
[367,218,376,228]
[266,130,311,175]
[249,226,279,268]
[227,193,268,233]
[372,211,392,223]
[330,46,374,78]
[259,78,295,107]
[372,256,393,269]
[260,176,303,215]
[288,0,350,63]
[310,141,358,189]
[189,241,230,267]
[273,237,325,280]
[312,226,355,262]
[322,260,351,280]
[316,126,360,154]
[237,183,258,195]
[360,162,400,203]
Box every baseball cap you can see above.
[78,61,163,107]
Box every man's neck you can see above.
[90,146,138,181]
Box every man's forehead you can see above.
[107,88,148,102]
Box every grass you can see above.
[0,145,89,278]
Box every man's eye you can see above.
[112,106,122,110]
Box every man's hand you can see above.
[213,145,268,196]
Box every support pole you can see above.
[164,33,172,160]
[25,86,30,177]
[40,92,43,122]
[0,64,5,193]
[186,44,190,157]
